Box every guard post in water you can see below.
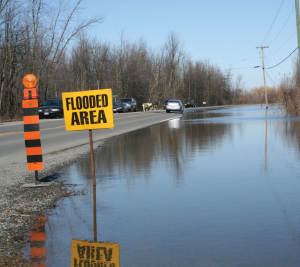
[62,89,114,185]
[22,74,43,184]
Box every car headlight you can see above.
[38,109,42,112]
[51,108,60,111]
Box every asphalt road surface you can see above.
[0,110,184,166]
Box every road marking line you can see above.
[41,126,65,130]
[0,113,167,135]
[114,113,154,120]
[0,132,22,136]
[0,126,65,136]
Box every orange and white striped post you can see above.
[22,74,43,183]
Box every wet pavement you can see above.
[23,105,300,266]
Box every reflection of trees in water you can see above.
[275,119,300,158]
[74,111,232,183]
[183,111,233,154]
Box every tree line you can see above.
[0,0,103,119]
[0,0,278,120]
[68,32,238,110]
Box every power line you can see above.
[279,72,291,79]
[265,70,279,87]
[269,6,295,45]
[209,52,259,61]
[268,48,288,72]
[218,54,261,66]
[261,0,285,44]
[271,30,297,54]
[265,47,298,69]
[229,66,260,70]
[265,57,281,80]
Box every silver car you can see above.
[165,100,184,113]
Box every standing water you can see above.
[24,105,300,266]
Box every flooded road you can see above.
[24,105,300,266]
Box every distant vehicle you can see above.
[120,98,137,112]
[38,98,63,119]
[185,99,196,108]
[163,100,169,110]
[165,100,184,114]
[113,102,128,113]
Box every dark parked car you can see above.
[113,102,128,113]
[121,98,137,112]
[185,99,196,108]
[166,99,184,114]
[38,98,63,118]
[163,100,169,110]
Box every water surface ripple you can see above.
[28,106,300,266]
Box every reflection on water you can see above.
[77,108,232,186]
[71,239,119,267]
[27,106,300,266]
[265,110,268,172]
[29,217,46,266]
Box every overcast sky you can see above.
[80,0,297,90]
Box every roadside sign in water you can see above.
[62,88,115,187]
[62,89,114,131]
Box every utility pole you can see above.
[256,46,269,109]
[296,0,300,72]
[279,73,291,80]
[279,73,291,78]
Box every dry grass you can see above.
[0,116,22,123]
[278,87,300,116]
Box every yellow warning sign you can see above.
[62,89,114,131]
[71,239,120,267]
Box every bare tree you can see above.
[162,32,183,99]
[0,25,246,119]
[25,0,104,101]
[0,0,19,117]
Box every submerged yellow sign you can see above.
[62,89,114,131]
[71,239,120,267]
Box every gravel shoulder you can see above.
[0,137,113,266]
